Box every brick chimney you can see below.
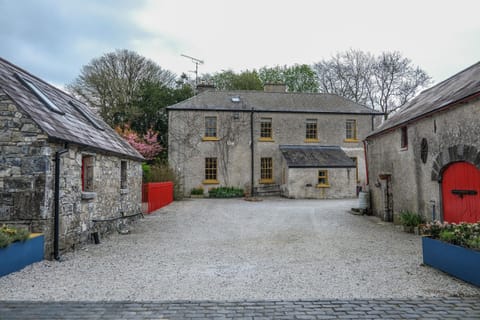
[263,83,287,93]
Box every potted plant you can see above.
[0,225,44,277]
[398,210,425,233]
[421,221,480,287]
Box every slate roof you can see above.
[168,90,381,115]
[279,145,355,168]
[0,57,143,160]
[368,61,480,138]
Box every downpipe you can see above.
[54,147,68,261]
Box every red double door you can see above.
[442,162,480,223]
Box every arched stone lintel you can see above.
[431,144,480,182]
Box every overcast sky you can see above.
[1,0,479,87]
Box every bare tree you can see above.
[67,49,176,127]
[313,50,431,118]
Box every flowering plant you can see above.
[116,125,163,160]
[422,221,480,250]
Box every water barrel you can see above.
[359,191,370,209]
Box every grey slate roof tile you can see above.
[168,90,381,114]
[369,61,480,137]
[280,145,355,168]
[0,57,143,160]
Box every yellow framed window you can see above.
[260,118,273,140]
[204,157,218,183]
[345,119,357,141]
[317,170,329,187]
[260,157,273,183]
[204,116,217,139]
[305,119,318,141]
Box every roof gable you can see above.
[168,90,381,115]
[369,61,480,137]
[0,57,143,160]
[280,145,355,168]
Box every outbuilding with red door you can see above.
[365,61,480,223]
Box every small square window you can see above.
[120,161,127,189]
[82,155,94,192]
[317,170,329,187]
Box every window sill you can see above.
[81,192,96,200]
[202,137,219,141]
[260,179,274,184]
[400,146,408,151]
[344,139,359,143]
[304,139,320,143]
[259,137,274,142]
[203,179,220,185]
[120,188,129,195]
[316,184,330,188]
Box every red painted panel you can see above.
[442,162,480,223]
[142,182,173,213]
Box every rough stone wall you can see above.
[0,91,52,246]
[0,91,143,258]
[282,167,356,199]
[366,98,480,221]
[169,109,374,196]
[55,144,143,254]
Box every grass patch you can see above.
[0,225,30,248]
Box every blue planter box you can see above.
[422,236,480,287]
[0,234,44,277]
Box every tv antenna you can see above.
[181,54,204,86]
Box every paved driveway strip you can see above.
[0,198,479,301]
[1,298,479,319]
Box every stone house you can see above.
[0,57,144,259]
[168,85,381,198]
[365,61,480,223]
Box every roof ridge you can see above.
[420,60,480,95]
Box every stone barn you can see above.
[365,61,480,223]
[0,57,144,259]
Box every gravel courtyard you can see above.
[0,198,479,301]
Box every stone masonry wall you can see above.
[169,109,374,196]
[0,91,143,258]
[283,167,356,199]
[366,98,480,221]
[0,91,52,245]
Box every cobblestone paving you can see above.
[0,298,479,319]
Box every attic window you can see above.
[231,96,241,103]
[17,75,65,115]
[68,101,104,131]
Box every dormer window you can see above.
[17,74,65,115]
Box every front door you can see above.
[442,161,480,223]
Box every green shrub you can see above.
[144,163,184,200]
[399,211,425,227]
[191,187,204,195]
[0,225,30,248]
[208,187,244,198]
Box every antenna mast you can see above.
[181,54,204,86]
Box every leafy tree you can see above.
[208,69,263,90]
[313,50,431,118]
[129,80,194,147]
[258,64,318,93]
[67,49,176,127]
